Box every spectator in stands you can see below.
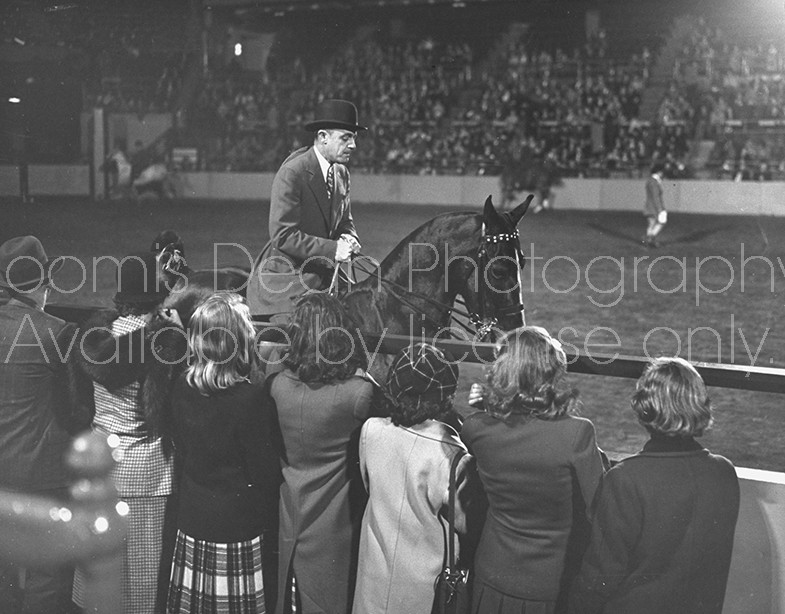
[0,236,88,614]
[74,251,184,614]
[569,357,740,614]
[166,293,280,614]
[462,326,606,613]
[271,293,374,614]
[353,343,469,614]
[643,162,667,248]
[248,99,364,321]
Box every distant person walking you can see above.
[643,162,666,248]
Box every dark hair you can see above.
[283,293,366,383]
[484,326,579,421]
[113,298,164,316]
[151,230,185,256]
[386,395,455,428]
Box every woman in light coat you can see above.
[353,343,470,614]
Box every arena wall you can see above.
[2,168,785,216]
[727,468,785,614]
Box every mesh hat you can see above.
[0,235,63,291]
[386,343,459,404]
[114,251,169,304]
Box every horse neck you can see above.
[352,213,481,331]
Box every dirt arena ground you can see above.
[3,196,784,471]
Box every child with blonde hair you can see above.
[167,293,280,613]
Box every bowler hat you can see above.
[0,235,63,291]
[386,343,459,404]
[115,251,169,304]
[305,99,367,133]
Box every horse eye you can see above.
[490,264,507,280]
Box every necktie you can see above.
[326,164,335,200]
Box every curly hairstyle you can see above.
[483,325,579,421]
[631,356,713,437]
[283,293,367,384]
[386,395,456,428]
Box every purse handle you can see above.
[446,450,465,570]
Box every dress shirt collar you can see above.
[314,147,332,182]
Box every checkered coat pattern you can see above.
[90,315,172,497]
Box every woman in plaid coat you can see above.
[74,252,185,613]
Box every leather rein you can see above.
[332,223,525,340]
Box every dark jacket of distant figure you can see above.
[0,297,90,492]
[249,146,359,316]
[568,435,740,614]
[644,174,664,217]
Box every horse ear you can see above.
[508,194,534,226]
[483,195,498,220]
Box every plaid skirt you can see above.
[167,530,266,614]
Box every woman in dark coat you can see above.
[271,293,374,614]
[568,357,740,614]
[167,293,281,613]
[461,326,606,614]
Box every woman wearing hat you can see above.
[462,326,606,614]
[248,98,366,321]
[73,251,184,614]
[352,343,470,614]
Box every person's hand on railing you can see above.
[468,383,486,409]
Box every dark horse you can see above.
[342,195,532,342]
[159,195,531,372]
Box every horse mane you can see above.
[345,211,482,334]
[365,211,481,283]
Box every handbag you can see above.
[432,450,470,614]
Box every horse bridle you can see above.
[343,219,525,340]
[471,219,526,338]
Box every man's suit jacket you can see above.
[0,298,88,492]
[249,146,358,316]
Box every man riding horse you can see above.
[248,99,366,323]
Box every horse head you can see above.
[458,194,532,339]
